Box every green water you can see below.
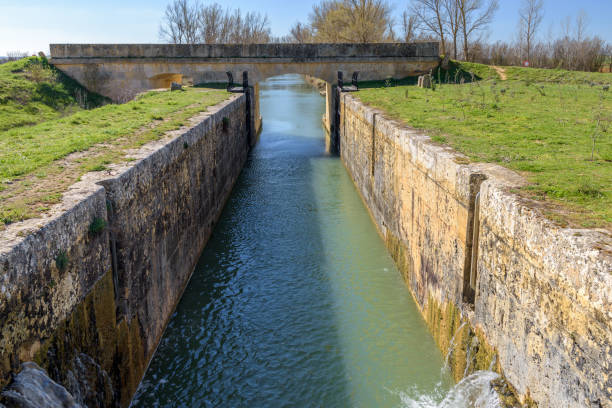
[132,74,453,407]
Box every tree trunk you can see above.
[527,37,530,64]
[462,29,469,61]
[460,6,468,61]
[436,10,446,56]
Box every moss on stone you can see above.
[115,317,146,407]
[31,269,147,407]
[421,295,535,406]
[382,231,519,395]
[387,238,511,390]
[91,270,118,371]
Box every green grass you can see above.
[0,88,227,180]
[357,61,612,228]
[0,56,109,132]
[500,65,611,84]
[0,86,229,225]
[457,61,612,84]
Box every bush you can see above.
[55,250,69,272]
[89,217,108,234]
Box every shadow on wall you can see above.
[148,73,183,89]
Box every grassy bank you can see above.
[0,56,108,131]
[357,62,612,229]
[0,86,229,226]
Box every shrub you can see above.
[55,250,69,272]
[89,217,107,234]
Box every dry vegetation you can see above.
[404,0,610,72]
[159,0,271,44]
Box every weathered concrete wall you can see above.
[0,94,251,407]
[475,184,612,407]
[0,182,110,383]
[339,92,612,408]
[49,42,440,101]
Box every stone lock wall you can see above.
[338,93,612,408]
[0,94,251,407]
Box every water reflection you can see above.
[132,75,451,407]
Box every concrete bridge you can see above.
[49,42,439,142]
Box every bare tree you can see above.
[309,0,394,43]
[551,12,607,72]
[310,1,343,42]
[290,22,314,43]
[242,11,272,43]
[198,3,227,43]
[401,11,420,43]
[6,51,30,61]
[444,0,460,58]
[439,5,608,72]
[346,0,394,42]
[159,0,200,44]
[160,0,271,44]
[575,10,588,42]
[223,10,270,43]
[457,0,498,61]
[411,0,448,55]
[518,0,544,63]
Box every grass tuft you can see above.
[89,217,107,235]
[55,250,69,272]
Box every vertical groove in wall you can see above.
[470,192,481,292]
[106,198,121,319]
[371,113,377,177]
[343,93,346,151]
[462,173,486,305]
[334,85,341,155]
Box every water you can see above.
[393,372,501,408]
[132,75,496,407]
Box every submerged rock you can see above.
[0,362,82,408]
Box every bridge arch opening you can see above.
[149,73,183,89]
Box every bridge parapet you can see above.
[50,43,438,61]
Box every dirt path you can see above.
[0,101,209,227]
[491,65,507,80]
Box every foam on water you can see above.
[391,371,501,408]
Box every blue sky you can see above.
[1,0,610,55]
